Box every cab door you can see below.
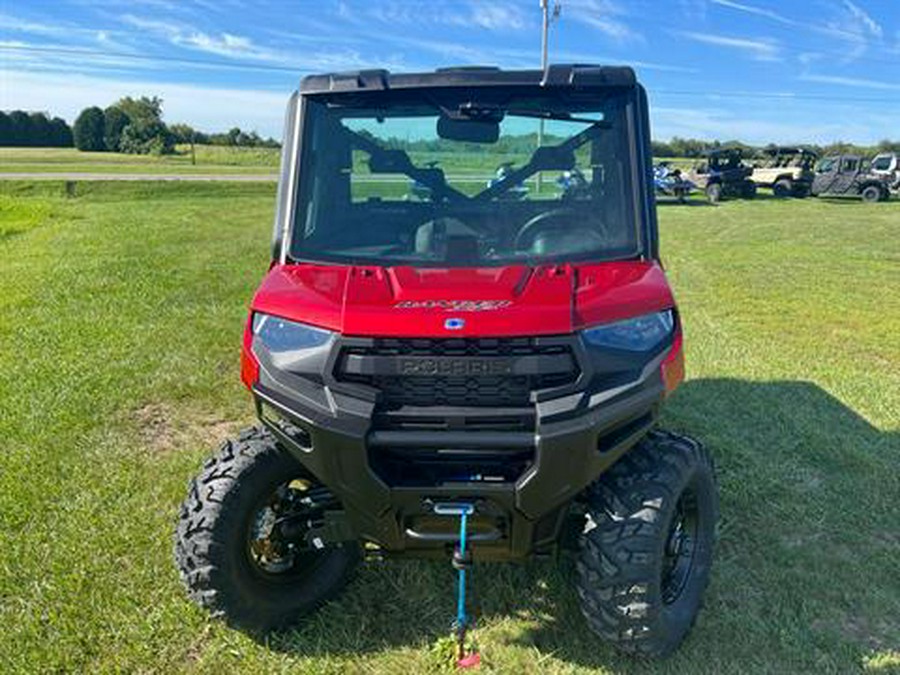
[831,157,860,194]
[811,157,838,195]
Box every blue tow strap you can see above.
[456,508,470,628]
[433,501,480,667]
[432,502,475,631]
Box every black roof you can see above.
[300,64,637,95]
[762,146,817,156]
[706,147,745,157]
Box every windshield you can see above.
[290,90,641,267]
[871,155,893,171]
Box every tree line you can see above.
[368,129,900,160]
[0,111,73,147]
[652,137,900,158]
[4,100,898,159]
[70,96,279,155]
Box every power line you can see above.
[3,44,899,104]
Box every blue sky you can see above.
[2,0,899,143]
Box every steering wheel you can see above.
[514,208,578,250]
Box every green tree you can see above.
[27,112,52,147]
[119,122,174,155]
[50,117,73,147]
[8,111,30,146]
[0,111,72,147]
[168,123,196,144]
[651,140,675,157]
[115,96,162,126]
[73,107,106,151]
[226,127,244,146]
[0,112,11,145]
[103,106,130,152]
[114,96,173,154]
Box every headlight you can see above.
[252,313,333,353]
[582,310,674,352]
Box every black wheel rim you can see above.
[661,485,700,604]
[244,478,336,583]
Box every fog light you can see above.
[260,403,312,451]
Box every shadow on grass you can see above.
[0,228,25,242]
[265,378,899,672]
[812,196,890,206]
[655,198,714,207]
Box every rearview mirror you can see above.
[437,116,499,144]
[532,146,575,171]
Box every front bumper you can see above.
[251,335,669,561]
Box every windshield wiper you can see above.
[457,102,609,126]
[508,109,609,125]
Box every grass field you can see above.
[0,146,694,178]
[0,146,280,174]
[0,181,898,674]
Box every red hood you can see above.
[250,261,674,337]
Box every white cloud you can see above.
[799,73,900,91]
[553,49,697,73]
[468,4,526,31]
[710,0,795,25]
[115,14,393,71]
[0,10,127,48]
[566,0,641,42]
[708,0,886,63]
[0,13,61,34]
[336,1,528,32]
[118,14,283,62]
[677,31,779,61]
[842,0,882,38]
[798,52,822,65]
[0,39,157,74]
[817,0,886,61]
[649,103,886,145]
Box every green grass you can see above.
[0,146,695,177]
[0,182,898,674]
[0,146,279,174]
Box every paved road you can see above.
[0,172,278,181]
[0,172,497,183]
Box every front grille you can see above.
[337,336,578,488]
[337,337,578,408]
[377,374,531,407]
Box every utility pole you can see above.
[537,0,561,193]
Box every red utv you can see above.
[175,64,719,658]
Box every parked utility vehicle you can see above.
[685,148,756,202]
[750,146,817,197]
[175,65,719,659]
[654,162,696,202]
[811,155,891,202]
[870,152,899,191]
